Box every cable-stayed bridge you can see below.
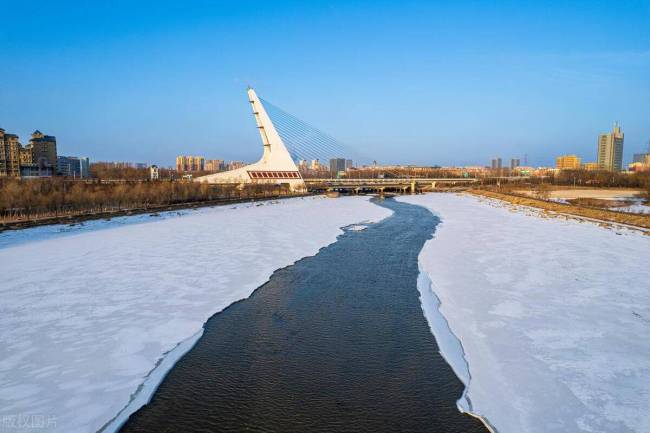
[195,88,512,193]
[261,93,484,193]
[260,98,365,166]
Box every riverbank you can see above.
[0,193,309,232]
[515,187,645,200]
[468,189,650,231]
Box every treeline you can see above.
[0,178,292,221]
[89,163,220,180]
[346,168,477,179]
[551,169,650,189]
[481,170,650,192]
[90,163,176,180]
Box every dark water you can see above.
[118,198,487,433]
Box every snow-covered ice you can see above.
[398,193,650,433]
[0,206,215,250]
[0,196,391,433]
[612,202,650,214]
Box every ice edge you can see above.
[97,328,204,433]
[416,269,498,433]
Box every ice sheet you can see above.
[398,193,650,433]
[0,196,391,433]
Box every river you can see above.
[118,198,487,433]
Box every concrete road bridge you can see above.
[305,177,532,194]
[304,177,479,194]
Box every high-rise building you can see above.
[329,158,346,177]
[176,155,205,173]
[310,159,320,170]
[633,153,650,164]
[597,123,624,171]
[1,128,57,177]
[57,156,90,178]
[510,158,520,169]
[175,156,186,172]
[227,161,246,171]
[0,128,22,177]
[556,154,581,170]
[490,158,502,170]
[345,159,353,170]
[204,159,224,172]
[28,130,57,171]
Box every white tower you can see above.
[195,88,306,192]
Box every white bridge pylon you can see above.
[196,88,306,192]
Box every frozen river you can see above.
[3,192,647,433]
[118,198,487,432]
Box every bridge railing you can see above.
[303,178,480,184]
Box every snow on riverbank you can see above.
[612,201,650,215]
[0,196,391,433]
[398,193,650,433]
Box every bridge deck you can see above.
[303,177,480,193]
[304,178,478,184]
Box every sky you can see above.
[1,0,649,167]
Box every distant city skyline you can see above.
[1,1,649,167]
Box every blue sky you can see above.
[1,0,649,167]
